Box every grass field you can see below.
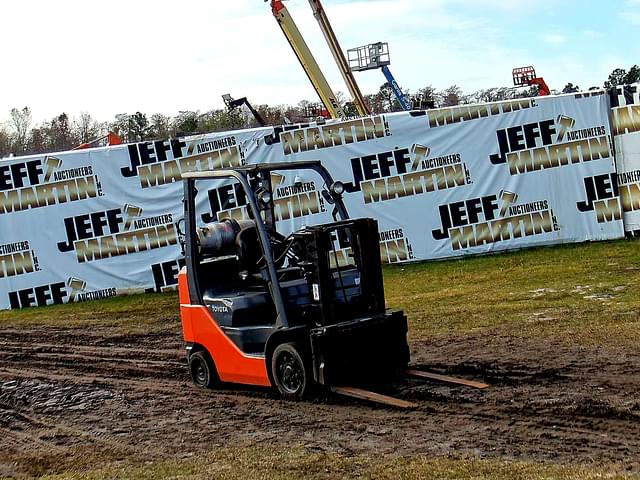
[38,446,638,480]
[385,239,640,346]
[3,238,640,479]
[4,239,639,345]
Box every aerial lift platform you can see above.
[512,66,551,96]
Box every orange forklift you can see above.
[178,161,412,400]
[178,161,487,406]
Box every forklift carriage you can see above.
[179,161,409,398]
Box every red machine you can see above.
[72,132,122,150]
[512,66,551,96]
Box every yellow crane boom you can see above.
[269,0,345,119]
[307,0,371,117]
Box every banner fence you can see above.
[1,85,637,309]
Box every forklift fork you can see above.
[331,370,489,409]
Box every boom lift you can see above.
[268,0,345,118]
[178,161,488,407]
[348,42,413,111]
[222,94,267,127]
[72,132,122,150]
[307,0,371,117]
[512,66,551,96]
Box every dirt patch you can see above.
[0,380,116,415]
[0,326,638,477]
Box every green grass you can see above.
[3,238,639,345]
[35,445,639,480]
[385,239,640,345]
[0,290,179,332]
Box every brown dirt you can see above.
[0,325,638,477]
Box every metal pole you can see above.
[270,0,345,118]
[381,65,412,111]
[307,0,371,117]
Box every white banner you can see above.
[610,83,640,234]
[0,91,626,309]
[260,92,623,260]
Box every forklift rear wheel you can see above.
[189,350,218,389]
[271,343,310,399]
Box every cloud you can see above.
[0,0,626,123]
[621,11,640,25]
[0,0,562,122]
[622,0,640,25]
[583,29,604,39]
[542,33,568,45]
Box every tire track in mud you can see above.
[0,328,186,383]
[0,326,639,476]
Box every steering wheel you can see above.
[256,227,298,270]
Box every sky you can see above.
[1,0,638,124]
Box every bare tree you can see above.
[149,113,171,139]
[0,125,11,158]
[27,126,48,155]
[49,113,75,151]
[375,82,399,112]
[200,109,245,133]
[13,67,637,155]
[170,111,200,136]
[110,113,150,143]
[518,85,543,98]
[464,87,519,104]
[9,107,32,153]
[110,113,132,142]
[73,112,100,144]
[363,93,384,114]
[255,104,286,127]
[440,85,462,107]
[413,85,438,109]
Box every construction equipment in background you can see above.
[222,94,267,127]
[307,0,370,117]
[512,66,551,96]
[280,102,331,125]
[411,94,436,111]
[348,42,413,111]
[268,0,345,119]
[179,161,488,408]
[72,132,123,150]
[302,103,330,120]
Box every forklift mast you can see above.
[269,0,346,118]
[307,0,371,117]
[512,66,551,96]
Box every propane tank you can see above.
[197,219,254,256]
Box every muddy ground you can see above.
[0,325,638,477]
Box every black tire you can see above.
[189,350,218,389]
[271,342,310,399]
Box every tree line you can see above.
[1,65,637,159]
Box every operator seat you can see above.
[235,221,262,278]
[197,219,276,354]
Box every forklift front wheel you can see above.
[189,350,218,389]
[271,343,310,399]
